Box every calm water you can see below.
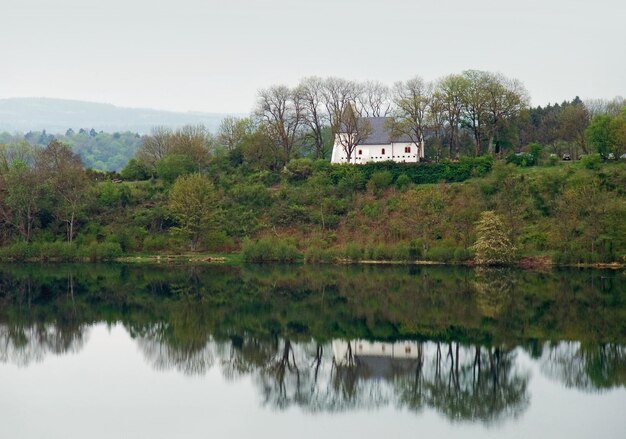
[0,264,625,438]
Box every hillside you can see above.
[0,97,230,134]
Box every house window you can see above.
[358,149,362,155]
[405,146,411,153]
[381,148,385,155]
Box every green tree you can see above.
[0,160,46,242]
[168,173,219,251]
[156,154,198,183]
[586,114,613,158]
[121,158,151,180]
[471,210,516,265]
[36,140,88,243]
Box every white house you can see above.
[330,117,424,164]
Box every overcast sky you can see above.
[0,0,624,114]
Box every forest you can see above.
[0,70,625,265]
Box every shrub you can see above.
[396,173,411,191]
[453,247,472,261]
[121,159,151,180]
[284,158,314,181]
[143,235,168,252]
[580,153,603,170]
[156,154,198,182]
[425,246,455,262]
[368,171,393,194]
[241,238,301,262]
[344,243,363,261]
[506,152,537,167]
[471,211,517,265]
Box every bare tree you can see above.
[584,96,626,117]
[217,116,253,151]
[296,77,328,159]
[256,85,304,166]
[336,104,372,163]
[391,77,433,158]
[170,124,212,166]
[356,80,391,117]
[136,126,173,170]
[322,77,360,138]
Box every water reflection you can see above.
[0,323,88,366]
[0,263,625,423]
[541,342,626,392]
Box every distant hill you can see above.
[0,97,233,134]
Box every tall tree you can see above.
[296,77,328,159]
[483,73,529,155]
[436,74,467,158]
[169,124,213,167]
[0,160,45,242]
[256,85,303,167]
[462,70,491,156]
[168,173,219,251]
[559,102,590,155]
[391,76,433,157]
[136,126,173,170]
[336,104,372,163]
[216,116,254,151]
[322,77,360,138]
[356,80,391,117]
[35,140,87,242]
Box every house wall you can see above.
[331,139,422,164]
[332,340,421,365]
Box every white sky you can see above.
[0,0,624,113]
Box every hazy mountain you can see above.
[0,97,234,134]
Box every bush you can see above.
[241,238,301,262]
[143,235,168,252]
[580,153,603,170]
[506,151,537,167]
[368,171,393,194]
[453,247,472,261]
[284,159,314,181]
[304,246,330,263]
[425,246,455,262]
[156,154,198,182]
[344,243,363,261]
[396,173,411,191]
[78,242,123,261]
[121,159,151,180]
[39,242,77,261]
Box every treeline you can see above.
[200,73,624,169]
[0,128,142,172]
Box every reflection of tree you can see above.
[0,323,88,366]
[131,302,214,375]
[541,341,626,392]
[395,342,529,423]
[472,268,515,318]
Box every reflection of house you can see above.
[330,117,424,164]
[332,339,421,378]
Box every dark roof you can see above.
[350,117,413,145]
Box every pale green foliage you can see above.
[168,173,218,251]
[471,211,516,266]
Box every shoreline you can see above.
[0,253,623,270]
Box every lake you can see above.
[0,264,625,438]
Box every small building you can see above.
[330,117,424,164]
